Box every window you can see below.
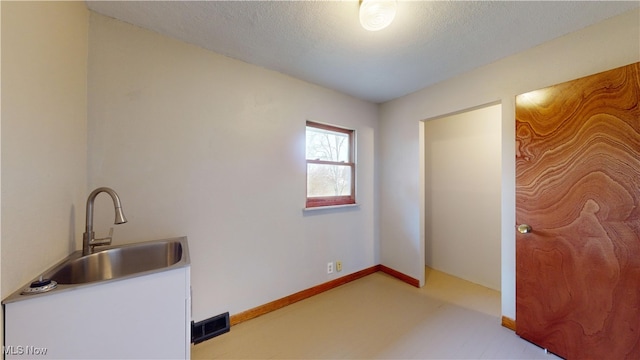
[305,121,355,208]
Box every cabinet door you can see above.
[4,267,190,359]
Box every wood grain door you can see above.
[515,62,640,360]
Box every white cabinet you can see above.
[4,266,190,359]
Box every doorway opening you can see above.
[422,103,502,291]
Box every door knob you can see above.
[517,224,532,234]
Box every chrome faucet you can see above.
[82,187,128,256]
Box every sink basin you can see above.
[45,239,184,284]
[3,237,189,303]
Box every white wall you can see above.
[1,0,88,302]
[424,104,501,291]
[379,9,640,320]
[87,13,379,321]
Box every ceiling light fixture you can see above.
[359,0,397,31]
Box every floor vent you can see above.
[191,312,230,344]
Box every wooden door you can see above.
[515,62,640,359]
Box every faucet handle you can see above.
[90,227,114,249]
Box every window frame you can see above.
[305,121,356,208]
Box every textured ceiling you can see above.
[86,1,639,103]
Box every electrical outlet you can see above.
[327,262,334,274]
[336,261,342,272]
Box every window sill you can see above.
[303,203,360,212]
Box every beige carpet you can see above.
[192,268,559,359]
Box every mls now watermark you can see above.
[3,345,48,356]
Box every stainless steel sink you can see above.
[44,239,184,284]
[3,237,190,302]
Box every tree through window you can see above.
[305,121,355,208]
